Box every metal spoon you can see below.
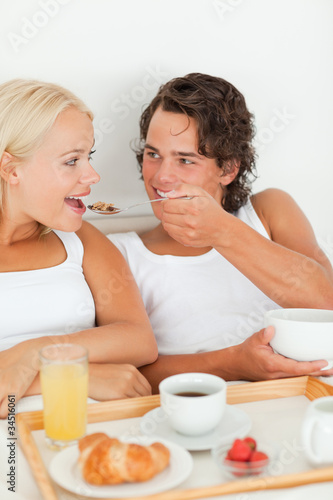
[87,196,192,215]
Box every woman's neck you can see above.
[0,219,41,246]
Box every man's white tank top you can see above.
[108,200,280,355]
[0,230,96,351]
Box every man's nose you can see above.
[154,159,178,183]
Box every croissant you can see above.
[78,433,170,485]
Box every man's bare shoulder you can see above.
[251,188,294,208]
[250,189,298,238]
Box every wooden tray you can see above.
[17,376,333,500]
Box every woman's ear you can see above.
[219,159,240,186]
[0,152,19,184]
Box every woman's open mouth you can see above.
[64,195,88,214]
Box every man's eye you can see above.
[147,151,160,159]
[180,158,193,165]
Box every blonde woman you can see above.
[0,79,157,417]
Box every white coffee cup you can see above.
[159,372,226,436]
[301,396,333,465]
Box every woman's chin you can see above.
[46,216,83,233]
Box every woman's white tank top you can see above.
[0,230,95,351]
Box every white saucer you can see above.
[140,404,251,451]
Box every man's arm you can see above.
[140,327,332,393]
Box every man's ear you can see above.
[0,152,19,184]
[219,159,240,186]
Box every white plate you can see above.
[140,404,251,451]
[49,436,193,498]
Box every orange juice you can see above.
[40,363,88,442]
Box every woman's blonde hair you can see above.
[0,78,93,215]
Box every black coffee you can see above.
[175,391,207,397]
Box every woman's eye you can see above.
[66,158,78,166]
[66,149,96,166]
[88,149,96,161]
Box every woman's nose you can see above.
[82,163,100,185]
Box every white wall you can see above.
[1,0,332,260]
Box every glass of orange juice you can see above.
[39,343,88,449]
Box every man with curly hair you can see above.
[108,73,333,392]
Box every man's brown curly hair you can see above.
[135,73,257,213]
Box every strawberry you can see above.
[228,438,252,461]
[249,450,269,475]
[249,450,268,463]
[243,437,256,451]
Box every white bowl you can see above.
[265,309,333,367]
